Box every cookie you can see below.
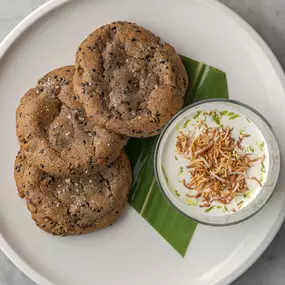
[73,21,188,137]
[16,66,128,177]
[14,150,132,236]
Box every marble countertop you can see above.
[0,0,285,284]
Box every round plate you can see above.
[0,0,284,285]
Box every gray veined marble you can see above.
[220,0,285,70]
[0,0,285,284]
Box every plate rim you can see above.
[0,0,285,285]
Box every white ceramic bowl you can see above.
[155,99,281,226]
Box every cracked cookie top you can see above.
[74,21,188,137]
[14,150,132,236]
[16,66,128,177]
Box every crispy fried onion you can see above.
[176,123,265,207]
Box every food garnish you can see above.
[176,118,265,208]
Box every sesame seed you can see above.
[89,179,93,183]
[66,132,70,136]
[88,132,92,137]
[75,183,78,186]
[107,143,111,147]
[57,184,62,187]
[67,115,71,119]
[65,178,70,184]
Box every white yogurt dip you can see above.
[155,100,280,225]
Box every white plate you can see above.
[0,0,284,285]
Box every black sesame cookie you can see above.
[73,21,188,137]
[14,150,132,236]
[16,66,128,177]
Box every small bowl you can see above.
[154,99,281,226]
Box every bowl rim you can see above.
[154,98,282,226]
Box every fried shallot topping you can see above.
[176,121,264,207]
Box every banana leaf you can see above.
[125,55,229,257]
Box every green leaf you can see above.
[220,110,228,116]
[178,166,184,176]
[220,110,239,119]
[257,141,265,152]
[161,165,169,184]
[180,55,229,106]
[229,114,240,120]
[185,198,197,206]
[261,167,266,173]
[175,123,180,132]
[248,146,255,153]
[260,167,266,182]
[239,129,250,136]
[173,188,181,197]
[211,111,223,127]
[244,188,257,199]
[183,119,191,128]
[125,55,229,257]
[193,110,202,120]
[245,145,254,153]
[205,206,215,212]
[219,110,240,120]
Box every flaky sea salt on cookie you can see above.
[14,150,132,236]
[74,21,188,137]
[16,66,128,177]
